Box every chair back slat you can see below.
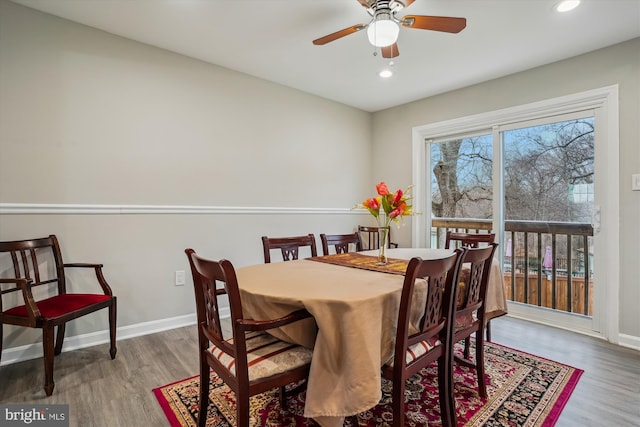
[185,249,244,362]
[0,236,65,296]
[358,225,393,250]
[395,249,465,368]
[186,249,226,342]
[445,231,495,249]
[457,243,497,318]
[320,233,362,256]
[262,234,317,263]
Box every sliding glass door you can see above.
[412,87,619,339]
[500,112,595,332]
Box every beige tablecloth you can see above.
[365,248,508,321]
[236,248,507,427]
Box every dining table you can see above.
[235,248,507,427]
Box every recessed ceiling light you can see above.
[555,0,580,12]
[379,69,393,78]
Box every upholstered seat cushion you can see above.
[208,331,313,382]
[386,337,441,367]
[3,294,112,318]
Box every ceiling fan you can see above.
[312,0,466,58]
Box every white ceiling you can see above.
[11,0,640,112]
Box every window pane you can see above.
[503,118,594,222]
[430,134,493,220]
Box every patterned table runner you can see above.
[309,252,507,322]
[307,252,409,275]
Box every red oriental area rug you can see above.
[153,341,582,427]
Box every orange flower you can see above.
[376,182,390,196]
[362,197,381,218]
[363,197,380,210]
[356,182,413,227]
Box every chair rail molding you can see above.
[0,203,363,215]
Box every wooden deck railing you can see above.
[431,218,594,316]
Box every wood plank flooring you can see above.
[1,316,638,426]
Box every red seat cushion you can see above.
[3,294,112,318]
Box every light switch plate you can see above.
[632,174,640,191]
[175,270,186,286]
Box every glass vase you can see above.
[377,227,388,265]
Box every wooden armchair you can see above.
[380,249,465,427]
[261,234,317,263]
[358,225,399,250]
[0,235,117,396]
[319,232,362,256]
[185,249,313,427]
[453,243,498,398]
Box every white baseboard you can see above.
[505,313,640,351]
[0,309,229,366]
[618,333,640,351]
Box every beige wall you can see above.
[372,38,640,341]
[0,1,373,351]
[1,0,638,356]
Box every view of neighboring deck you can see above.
[432,218,594,316]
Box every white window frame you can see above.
[411,86,619,342]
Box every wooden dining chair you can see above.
[358,225,399,250]
[445,231,497,343]
[319,232,362,256]
[185,249,314,427]
[452,243,498,398]
[261,234,317,263]
[0,235,117,396]
[380,249,466,427]
[444,231,495,249]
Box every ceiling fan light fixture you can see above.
[367,16,399,47]
[555,0,580,12]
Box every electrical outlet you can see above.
[175,270,185,286]
[632,174,640,191]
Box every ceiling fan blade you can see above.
[400,15,467,33]
[381,43,399,58]
[399,0,415,8]
[312,24,366,45]
[356,0,370,8]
